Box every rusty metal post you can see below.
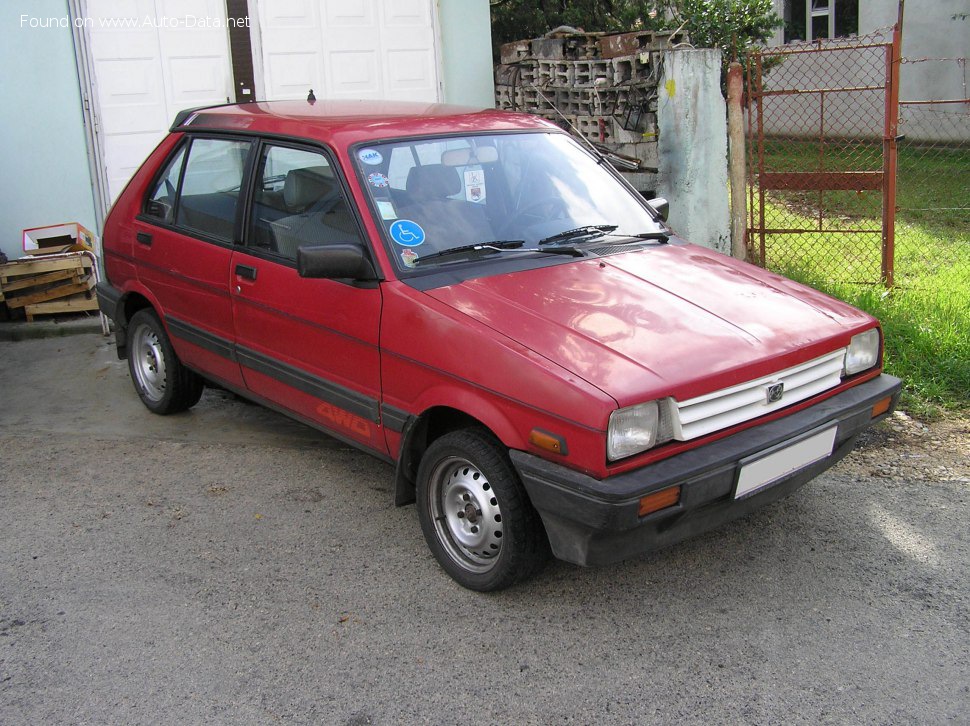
[746,54,757,262]
[882,5,903,287]
[755,53,767,266]
[727,62,747,260]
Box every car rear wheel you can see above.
[127,308,204,415]
[416,429,549,591]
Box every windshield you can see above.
[353,132,664,271]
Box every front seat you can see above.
[402,164,493,247]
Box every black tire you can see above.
[126,308,204,415]
[416,429,550,591]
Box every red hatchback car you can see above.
[97,100,900,590]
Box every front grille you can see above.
[673,348,847,440]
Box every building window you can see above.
[784,0,858,43]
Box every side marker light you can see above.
[638,485,681,517]
[871,396,893,418]
[529,429,568,455]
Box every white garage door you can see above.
[79,0,234,204]
[78,0,443,216]
[255,0,441,102]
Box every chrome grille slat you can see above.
[673,349,846,440]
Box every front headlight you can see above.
[608,401,660,461]
[844,328,880,375]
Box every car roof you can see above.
[172,100,560,146]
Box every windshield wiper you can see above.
[413,240,584,266]
[413,240,524,265]
[629,231,670,243]
[538,224,618,246]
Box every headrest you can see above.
[406,164,461,200]
[283,166,334,212]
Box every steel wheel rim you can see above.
[131,323,167,402]
[428,455,504,572]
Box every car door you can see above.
[230,141,386,454]
[135,136,251,388]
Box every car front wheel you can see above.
[416,429,549,591]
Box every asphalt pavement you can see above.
[1,333,967,724]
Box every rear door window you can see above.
[172,138,252,242]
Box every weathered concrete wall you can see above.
[0,0,97,263]
[657,50,730,255]
[439,0,495,106]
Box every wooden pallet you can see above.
[0,255,92,283]
[4,273,94,309]
[0,254,97,321]
[24,292,99,322]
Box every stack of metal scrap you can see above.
[495,29,683,195]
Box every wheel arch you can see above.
[113,287,160,359]
[393,402,523,507]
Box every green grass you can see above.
[754,141,970,417]
[778,264,969,418]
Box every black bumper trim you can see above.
[95,281,122,321]
[235,345,380,424]
[511,374,901,566]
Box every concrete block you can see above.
[500,41,531,65]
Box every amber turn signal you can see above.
[871,396,893,418]
[638,485,681,517]
[529,428,568,455]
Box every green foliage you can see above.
[490,0,782,77]
[669,0,781,64]
[490,0,664,59]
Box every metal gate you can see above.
[746,29,900,286]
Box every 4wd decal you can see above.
[316,402,372,437]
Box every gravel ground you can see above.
[1,334,968,724]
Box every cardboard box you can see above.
[22,222,97,256]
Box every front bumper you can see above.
[511,374,901,566]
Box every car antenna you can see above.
[529,85,639,171]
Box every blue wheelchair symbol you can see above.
[390,219,426,247]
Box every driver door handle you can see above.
[235,264,258,281]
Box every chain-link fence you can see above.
[747,36,970,300]
[895,91,970,297]
[746,36,891,285]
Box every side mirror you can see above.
[297,243,377,280]
[649,197,669,222]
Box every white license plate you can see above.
[735,425,838,499]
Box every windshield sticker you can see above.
[464,169,486,203]
[358,148,383,165]
[389,219,425,247]
[376,200,397,220]
[400,249,419,268]
[368,172,390,188]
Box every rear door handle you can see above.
[235,264,258,281]
[136,232,153,246]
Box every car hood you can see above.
[425,243,875,406]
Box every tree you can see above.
[667,0,781,75]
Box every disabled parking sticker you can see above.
[358,148,383,165]
[389,219,425,247]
